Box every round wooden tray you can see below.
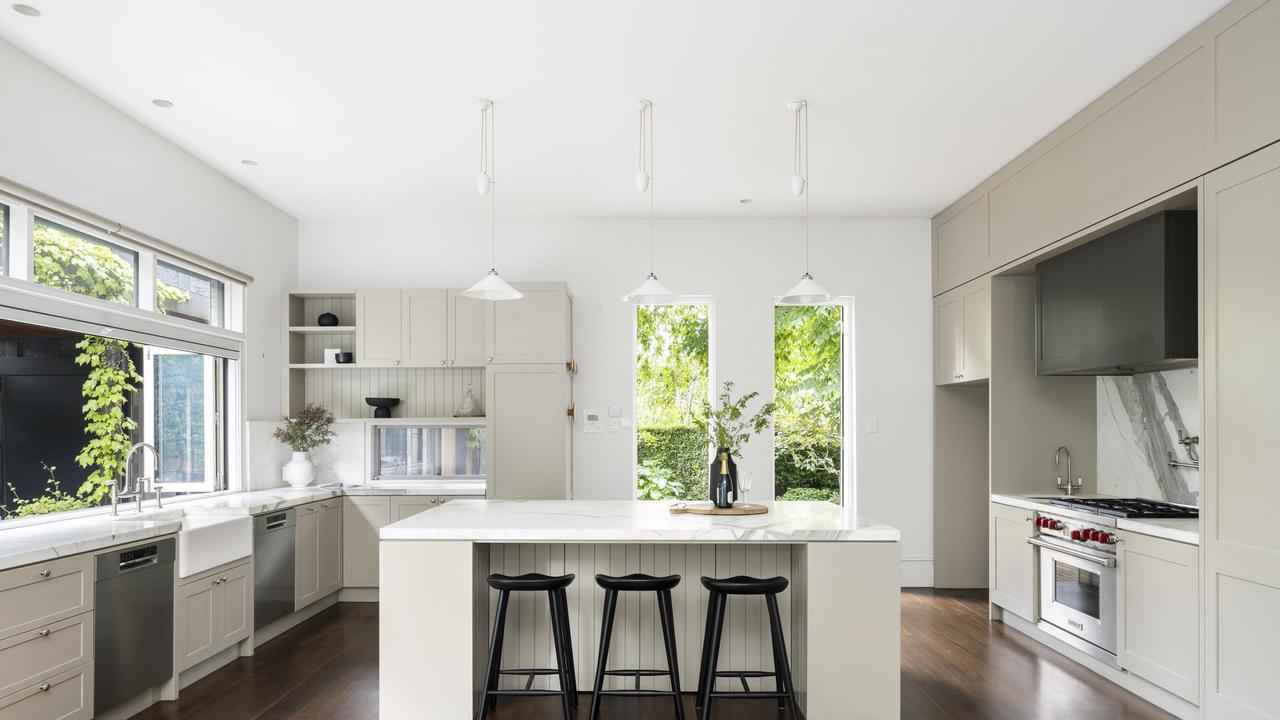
[668,502,769,516]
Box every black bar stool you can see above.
[476,572,578,720]
[696,575,800,720]
[588,573,685,720]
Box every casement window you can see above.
[371,423,487,481]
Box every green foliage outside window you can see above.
[635,305,711,500]
[32,221,189,308]
[774,305,843,503]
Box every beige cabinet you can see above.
[0,613,92,698]
[401,289,448,367]
[934,195,989,293]
[488,364,572,499]
[0,554,92,640]
[355,289,403,366]
[391,494,486,522]
[296,500,342,609]
[1116,530,1198,703]
[934,278,990,386]
[1212,0,1280,162]
[448,290,491,366]
[489,283,572,364]
[177,560,251,673]
[989,502,1035,621]
[343,496,391,588]
[319,501,343,596]
[0,662,92,720]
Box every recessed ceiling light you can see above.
[151,98,174,109]
[240,159,259,166]
[11,4,41,16]
[738,198,753,205]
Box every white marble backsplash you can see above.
[1097,368,1199,505]
[247,420,367,490]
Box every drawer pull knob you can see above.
[39,569,51,578]
[39,683,50,691]
[37,628,50,637]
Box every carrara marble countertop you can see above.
[0,481,485,572]
[991,493,1199,545]
[380,500,900,543]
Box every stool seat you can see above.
[487,572,575,592]
[700,575,788,595]
[595,573,681,592]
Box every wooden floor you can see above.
[130,589,1175,719]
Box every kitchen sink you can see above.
[144,510,252,579]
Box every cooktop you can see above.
[1047,497,1199,519]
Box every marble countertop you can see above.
[991,494,1199,545]
[0,481,487,571]
[380,500,900,543]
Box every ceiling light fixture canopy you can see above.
[11,4,40,17]
[624,99,675,304]
[778,98,834,306]
[463,98,522,302]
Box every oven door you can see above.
[1032,537,1117,655]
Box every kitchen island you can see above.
[379,500,900,719]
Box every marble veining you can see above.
[1097,368,1199,505]
[380,500,900,543]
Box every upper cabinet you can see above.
[935,277,989,386]
[448,290,491,366]
[401,289,449,367]
[931,0,1280,296]
[490,283,573,364]
[355,289,403,366]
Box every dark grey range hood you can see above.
[1036,211,1197,376]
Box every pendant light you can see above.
[463,98,523,301]
[623,99,676,304]
[778,98,834,306]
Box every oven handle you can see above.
[1026,537,1117,568]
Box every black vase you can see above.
[317,312,339,327]
[708,449,739,504]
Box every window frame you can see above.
[364,418,488,485]
[141,346,226,494]
[31,215,141,307]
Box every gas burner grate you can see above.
[1047,497,1198,519]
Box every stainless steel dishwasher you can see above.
[95,537,175,714]
[253,508,296,629]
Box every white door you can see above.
[1203,144,1280,719]
[356,289,403,366]
[448,289,491,366]
[487,365,570,499]
[401,289,448,367]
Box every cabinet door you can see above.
[402,290,448,367]
[489,286,570,364]
[343,496,391,588]
[356,289,403,366]
[488,365,570,499]
[934,295,963,386]
[177,576,218,672]
[934,195,989,293]
[1116,531,1198,703]
[319,501,343,595]
[960,282,990,382]
[294,503,321,609]
[448,290,491,366]
[391,496,440,522]
[216,563,252,651]
[989,503,1035,621]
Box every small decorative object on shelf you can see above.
[454,383,483,417]
[323,347,341,365]
[698,381,776,505]
[273,404,336,488]
[365,397,400,419]
[317,312,339,327]
[336,352,354,364]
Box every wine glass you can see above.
[739,470,753,501]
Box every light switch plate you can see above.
[867,418,879,433]
[583,409,603,433]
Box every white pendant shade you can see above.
[475,172,493,196]
[463,269,523,301]
[622,272,675,304]
[777,273,833,305]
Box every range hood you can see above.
[1036,211,1197,376]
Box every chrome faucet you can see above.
[1055,446,1083,496]
[112,442,162,515]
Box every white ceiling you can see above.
[0,1,1229,222]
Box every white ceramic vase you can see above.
[282,451,316,488]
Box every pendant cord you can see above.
[648,103,655,275]
[489,103,496,270]
[803,101,810,275]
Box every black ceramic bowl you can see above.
[336,352,354,364]
[365,397,400,418]
[317,312,339,327]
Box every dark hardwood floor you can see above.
[130,589,1175,719]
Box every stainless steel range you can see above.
[1026,497,1197,663]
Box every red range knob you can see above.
[1089,530,1102,541]
[1070,530,1082,541]
[1099,533,1113,544]
[1051,521,1063,530]
[1037,518,1048,528]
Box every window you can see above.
[0,202,8,273]
[143,348,226,492]
[157,260,225,326]
[774,304,845,504]
[32,218,138,305]
[373,424,486,481]
[634,303,711,500]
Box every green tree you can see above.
[774,305,843,502]
[32,221,189,308]
[635,304,710,499]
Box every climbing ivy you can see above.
[73,336,143,505]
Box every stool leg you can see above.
[695,591,720,710]
[548,591,574,720]
[766,593,800,720]
[656,589,685,720]
[557,588,579,707]
[476,589,510,720]
[699,593,727,720]
[588,589,619,720]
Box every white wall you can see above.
[299,217,935,584]
[0,38,298,420]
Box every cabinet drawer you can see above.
[0,662,92,720]
[0,613,93,697]
[0,554,92,640]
